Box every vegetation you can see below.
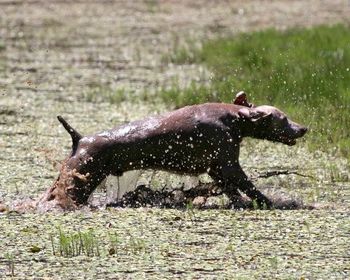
[160,24,350,159]
[1,209,348,278]
[1,0,349,278]
[4,252,15,277]
[51,228,100,257]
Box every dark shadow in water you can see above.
[106,184,314,210]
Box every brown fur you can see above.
[39,95,307,210]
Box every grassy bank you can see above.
[160,24,350,159]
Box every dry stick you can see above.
[252,170,315,181]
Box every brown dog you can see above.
[41,93,307,210]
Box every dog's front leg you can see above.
[236,175,272,209]
[212,164,272,209]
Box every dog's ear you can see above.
[233,91,255,107]
[238,108,271,123]
[233,91,249,106]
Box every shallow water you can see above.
[0,0,349,278]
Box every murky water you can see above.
[0,0,349,278]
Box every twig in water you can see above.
[252,170,315,180]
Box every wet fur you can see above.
[42,95,307,210]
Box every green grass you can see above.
[160,24,350,159]
[51,228,100,257]
[84,85,129,103]
[4,252,15,277]
[0,41,5,52]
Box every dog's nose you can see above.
[300,126,308,135]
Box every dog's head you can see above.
[54,117,113,205]
[238,104,308,146]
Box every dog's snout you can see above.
[300,126,308,135]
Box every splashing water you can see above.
[105,171,141,203]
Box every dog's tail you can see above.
[57,116,82,155]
